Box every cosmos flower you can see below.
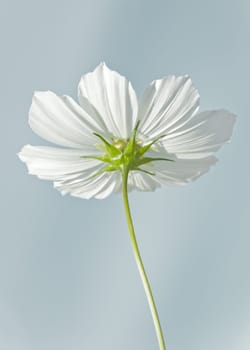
[19,63,235,199]
[18,63,236,350]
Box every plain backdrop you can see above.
[0,0,249,349]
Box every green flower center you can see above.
[81,121,173,176]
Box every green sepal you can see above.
[80,125,174,177]
[93,133,121,157]
[80,155,112,163]
[124,120,140,156]
[137,168,155,176]
[87,163,120,180]
[137,134,166,157]
[135,156,174,167]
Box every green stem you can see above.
[122,166,166,350]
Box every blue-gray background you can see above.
[1,0,249,349]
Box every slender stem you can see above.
[121,166,166,350]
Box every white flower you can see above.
[18,63,236,199]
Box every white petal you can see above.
[143,156,218,185]
[78,63,138,138]
[162,110,236,158]
[19,144,121,199]
[18,144,102,181]
[54,171,121,199]
[138,75,200,140]
[128,171,161,192]
[29,91,106,148]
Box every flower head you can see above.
[19,63,235,199]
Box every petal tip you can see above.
[32,90,53,99]
[99,61,107,67]
[17,144,31,161]
[95,61,110,73]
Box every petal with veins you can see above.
[138,75,200,140]
[128,171,161,192]
[18,144,102,181]
[142,156,218,185]
[54,171,121,199]
[29,91,105,148]
[78,63,138,139]
[161,110,236,159]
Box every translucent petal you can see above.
[54,171,121,199]
[142,156,218,185]
[128,171,161,192]
[78,63,138,139]
[162,110,236,158]
[29,91,105,148]
[18,144,102,181]
[138,75,200,140]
